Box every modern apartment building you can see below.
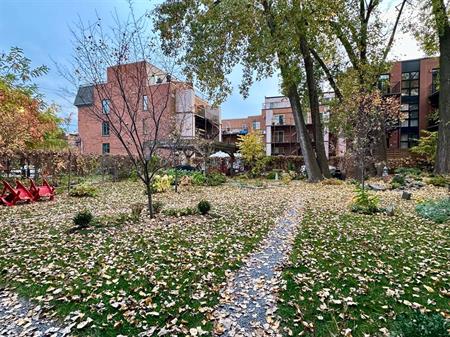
[222,57,440,157]
[381,57,439,150]
[74,61,221,155]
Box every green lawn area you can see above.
[0,180,291,336]
[279,199,449,336]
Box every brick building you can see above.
[74,61,221,155]
[222,93,340,157]
[222,57,439,158]
[382,57,439,151]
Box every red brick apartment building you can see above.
[222,57,440,157]
[74,61,221,155]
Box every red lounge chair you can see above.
[0,180,34,206]
[29,178,55,201]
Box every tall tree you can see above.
[0,47,64,154]
[309,0,407,164]
[432,1,450,173]
[409,0,449,173]
[155,0,327,181]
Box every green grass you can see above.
[278,210,449,337]
[0,181,289,336]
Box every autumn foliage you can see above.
[0,47,65,155]
[0,79,59,153]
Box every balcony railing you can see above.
[262,101,291,109]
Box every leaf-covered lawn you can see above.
[0,181,291,336]
[278,183,449,337]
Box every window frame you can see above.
[273,114,284,125]
[102,121,110,136]
[102,99,110,114]
[401,71,420,97]
[274,130,284,143]
[143,95,148,111]
[377,74,390,94]
[102,143,110,154]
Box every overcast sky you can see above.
[0,0,427,132]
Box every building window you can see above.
[252,121,260,130]
[400,134,409,149]
[102,143,110,154]
[274,130,284,143]
[432,68,440,93]
[401,71,419,96]
[143,95,148,111]
[102,121,110,136]
[400,103,419,128]
[273,114,284,125]
[102,99,110,114]
[400,132,418,149]
[242,124,248,131]
[378,74,390,94]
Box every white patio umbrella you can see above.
[209,151,230,158]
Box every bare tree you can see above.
[69,5,186,217]
[346,91,401,189]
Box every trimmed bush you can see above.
[192,172,207,186]
[390,312,449,337]
[206,172,226,186]
[197,200,211,215]
[69,183,98,197]
[73,210,93,229]
[392,174,406,186]
[426,175,449,187]
[163,207,197,217]
[98,212,130,226]
[395,167,422,177]
[416,198,450,224]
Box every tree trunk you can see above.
[435,17,450,173]
[299,35,331,178]
[373,131,388,165]
[286,83,323,182]
[260,0,322,182]
[67,151,72,193]
[145,179,154,218]
[144,162,154,218]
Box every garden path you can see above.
[0,288,71,337]
[212,202,303,336]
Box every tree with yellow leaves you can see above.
[237,131,265,168]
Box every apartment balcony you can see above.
[223,128,248,135]
[262,101,291,110]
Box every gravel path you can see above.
[213,203,303,336]
[0,288,72,337]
